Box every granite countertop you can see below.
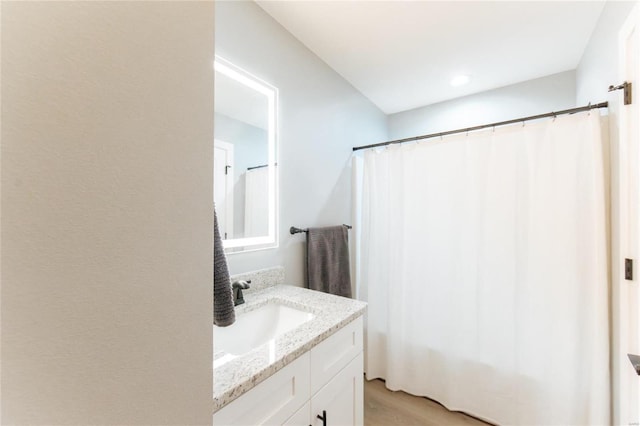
[213,285,367,413]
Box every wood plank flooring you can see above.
[364,378,492,426]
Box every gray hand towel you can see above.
[214,208,235,327]
[306,226,352,298]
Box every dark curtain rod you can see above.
[290,224,352,235]
[247,163,278,171]
[352,101,608,152]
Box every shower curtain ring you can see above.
[552,112,557,122]
[588,102,592,115]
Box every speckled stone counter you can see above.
[213,285,367,413]
[229,266,283,295]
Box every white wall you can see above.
[1,2,214,424]
[388,71,577,140]
[216,1,388,285]
[576,2,639,425]
[577,1,637,106]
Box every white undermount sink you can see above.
[214,302,314,358]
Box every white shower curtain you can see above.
[244,166,269,237]
[357,111,610,425]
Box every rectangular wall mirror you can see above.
[214,56,278,252]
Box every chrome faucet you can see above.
[231,280,251,306]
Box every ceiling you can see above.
[256,1,606,115]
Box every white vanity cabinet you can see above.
[214,316,363,426]
[283,402,311,426]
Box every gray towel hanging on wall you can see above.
[305,225,352,298]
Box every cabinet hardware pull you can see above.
[316,410,327,426]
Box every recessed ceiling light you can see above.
[450,75,470,87]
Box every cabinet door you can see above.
[310,317,363,395]
[283,401,310,426]
[213,353,310,426]
[311,352,363,426]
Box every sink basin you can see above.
[214,302,314,357]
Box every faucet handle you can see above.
[232,280,251,289]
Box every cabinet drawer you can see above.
[310,316,363,395]
[214,353,310,426]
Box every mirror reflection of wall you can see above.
[213,60,274,246]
